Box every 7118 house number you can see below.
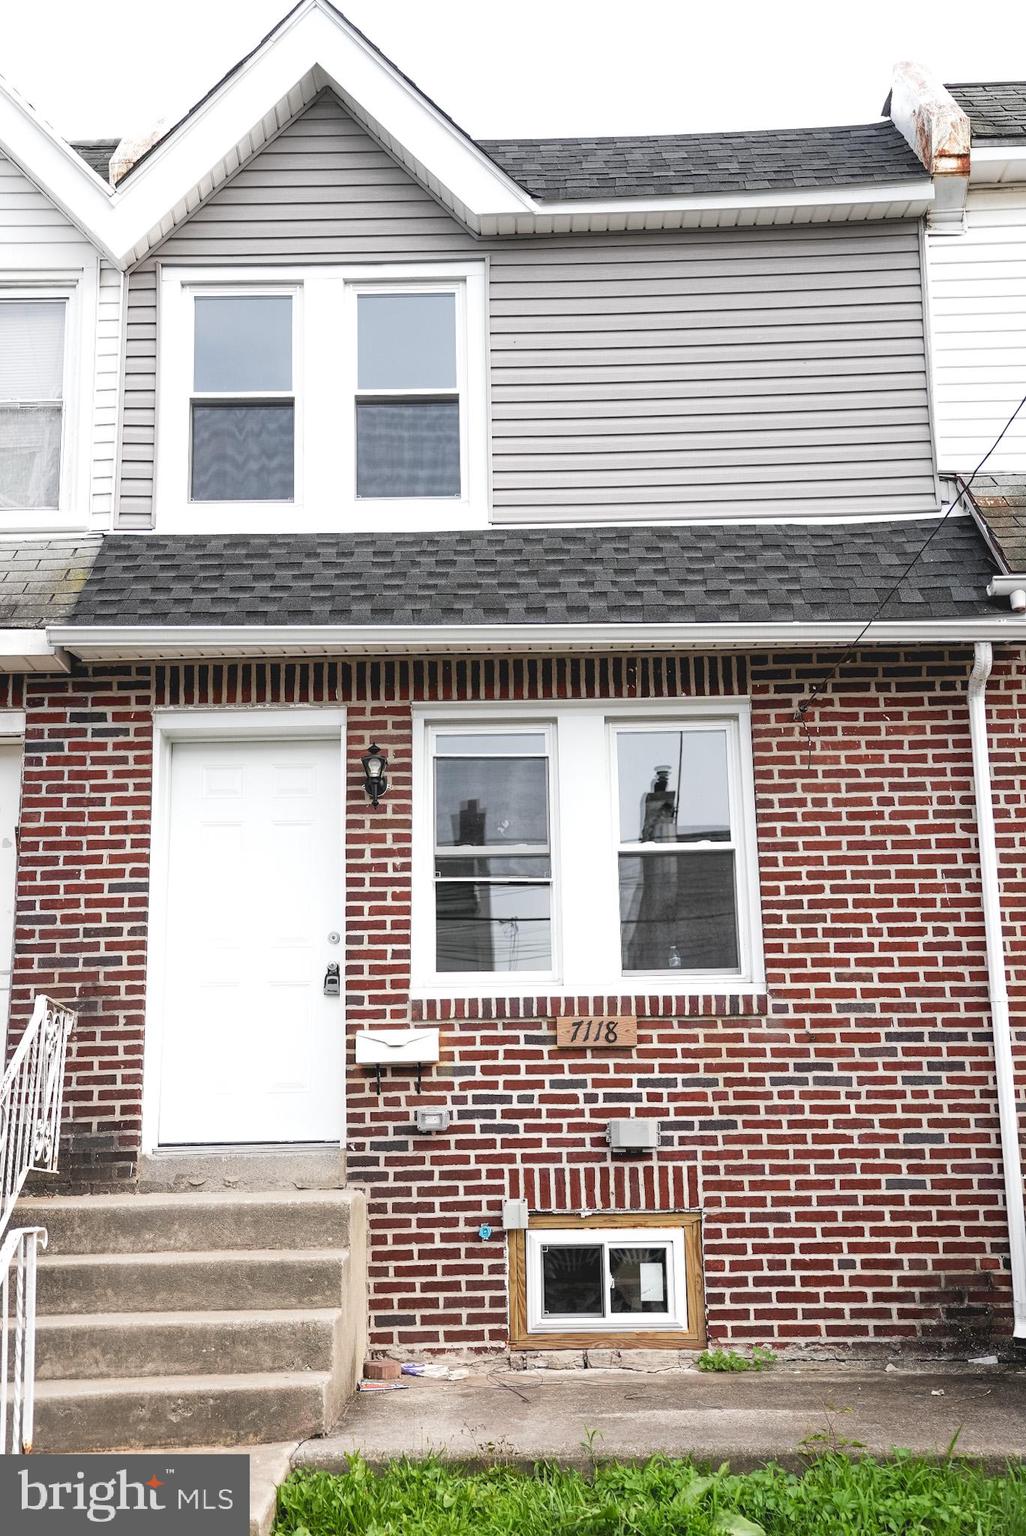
[555,1015,638,1048]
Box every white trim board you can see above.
[141,705,347,1155]
[48,617,1026,660]
[0,631,71,672]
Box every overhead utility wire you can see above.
[793,388,1026,726]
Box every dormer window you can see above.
[0,299,66,511]
[158,262,486,533]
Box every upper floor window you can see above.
[191,294,295,503]
[0,299,65,511]
[158,262,486,533]
[356,291,461,500]
[413,704,763,997]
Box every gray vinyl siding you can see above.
[0,152,121,527]
[118,92,938,528]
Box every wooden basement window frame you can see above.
[508,1211,705,1351]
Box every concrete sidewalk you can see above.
[294,1364,1026,1473]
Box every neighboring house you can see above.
[887,70,1026,591]
[3,3,1026,1452]
[0,89,125,1041]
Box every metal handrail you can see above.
[0,996,75,1455]
[0,995,76,1238]
[0,1226,47,1453]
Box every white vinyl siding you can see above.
[0,151,120,530]
[929,186,1026,472]
[118,91,939,529]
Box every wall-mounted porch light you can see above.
[360,742,389,806]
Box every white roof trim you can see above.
[104,0,532,263]
[968,144,1026,185]
[0,1,938,262]
[48,618,1024,661]
[0,71,117,261]
[481,181,934,237]
[0,629,71,673]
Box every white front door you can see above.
[157,736,344,1145]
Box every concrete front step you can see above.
[30,1308,342,1380]
[137,1146,345,1193]
[34,1371,332,1452]
[36,1248,351,1315]
[8,1187,368,1455]
[16,1190,353,1255]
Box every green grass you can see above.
[697,1346,777,1373]
[274,1454,1026,1536]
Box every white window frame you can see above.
[412,699,764,998]
[0,267,94,533]
[526,1225,687,1334]
[428,720,560,989]
[611,716,751,982]
[349,280,468,504]
[188,285,303,507]
[156,261,488,533]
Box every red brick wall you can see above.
[9,647,1025,1351]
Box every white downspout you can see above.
[968,641,1026,1339]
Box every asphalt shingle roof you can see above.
[64,518,996,630]
[69,139,119,180]
[947,82,1026,141]
[477,122,923,201]
[963,474,1026,571]
[0,537,103,628]
[71,115,924,204]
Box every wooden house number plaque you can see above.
[555,1014,638,1049]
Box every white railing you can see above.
[0,1226,45,1453]
[0,994,75,1454]
[0,995,76,1237]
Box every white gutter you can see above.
[968,641,1026,1340]
[46,617,1026,660]
[987,576,1026,614]
[0,631,71,673]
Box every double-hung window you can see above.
[190,293,296,502]
[414,705,762,995]
[355,289,462,499]
[160,263,486,531]
[432,728,553,975]
[0,299,66,511]
[615,724,739,974]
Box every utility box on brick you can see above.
[606,1118,660,1152]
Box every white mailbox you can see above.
[355,1028,440,1065]
[355,1028,440,1093]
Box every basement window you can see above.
[509,1215,704,1349]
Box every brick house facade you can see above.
[1,8,1025,1378]
[11,642,1024,1351]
